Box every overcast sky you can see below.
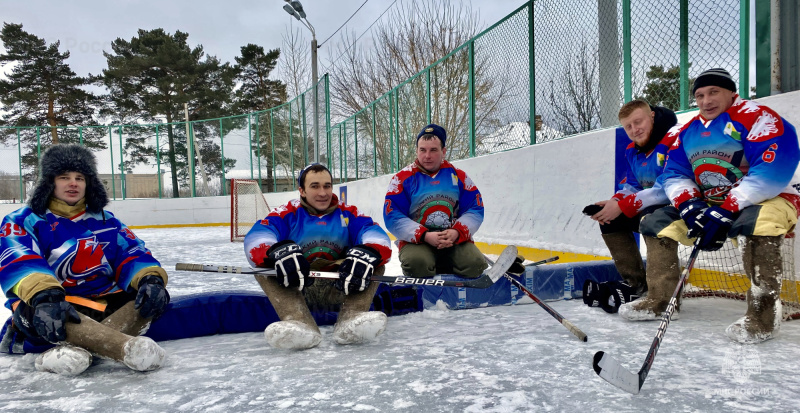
[1,0,528,79]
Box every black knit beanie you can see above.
[692,68,737,95]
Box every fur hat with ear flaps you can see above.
[29,144,109,216]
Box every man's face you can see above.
[416,138,446,172]
[298,170,333,211]
[620,107,655,147]
[695,85,736,120]
[53,172,86,206]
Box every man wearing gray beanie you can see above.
[0,144,170,374]
[619,68,800,345]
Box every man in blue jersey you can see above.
[0,144,169,375]
[245,163,392,350]
[384,124,487,279]
[619,68,800,344]
[583,100,679,312]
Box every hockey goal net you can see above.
[680,234,800,320]
[230,179,271,242]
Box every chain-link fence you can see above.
[0,0,746,201]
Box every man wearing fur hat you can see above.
[244,163,392,350]
[384,123,488,279]
[0,144,170,375]
[619,68,800,344]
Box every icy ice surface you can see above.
[1,227,799,412]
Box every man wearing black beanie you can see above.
[619,68,800,345]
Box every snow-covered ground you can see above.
[1,227,799,412]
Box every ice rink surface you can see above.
[1,227,799,412]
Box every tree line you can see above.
[0,23,285,197]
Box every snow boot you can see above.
[619,236,681,321]
[101,301,153,336]
[602,232,647,294]
[65,313,166,372]
[333,279,386,345]
[725,235,783,344]
[121,336,166,372]
[255,274,322,350]
[35,344,92,376]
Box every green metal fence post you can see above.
[680,0,689,110]
[16,129,23,202]
[156,124,162,199]
[740,0,750,97]
[118,126,126,200]
[394,90,400,171]
[529,1,536,145]
[468,40,476,158]
[622,0,632,102]
[301,93,308,166]
[426,68,432,124]
[372,104,377,176]
[269,112,276,192]
[220,118,227,196]
[189,122,196,198]
[343,121,349,181]
[755,0,770,97]
[354,117,359,180]
[289,103,295,184]
[79,127,83,145]
[247,114,254,180]
[255,115,262,188]
[108,126,116,200]
[325,74,332,168]
[389,92,395,173]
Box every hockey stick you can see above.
[592,243,701,394]
[176,245,518,289]
[485,255,587,342]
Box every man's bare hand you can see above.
[590,199,623,225]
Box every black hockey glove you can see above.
[336,245,381,295]
[582,279,606,308]
[28,289,81,343]
[694,206,734,251]
[135,274,171,319]
[265,240,313,290]
[600,281,644,314]
[582,204,603,217]
[679,200,708,239]
[507,255,526,277]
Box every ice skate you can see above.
[35,344,92,376]
[264,320,322,349]
[122,336,166,371]
[333,311,387,345]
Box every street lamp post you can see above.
[283,0,320,164]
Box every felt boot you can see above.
[255,275,322,350]
[333,276,386,345]
[602,232,647,294]
[619,236,680,321]
[725,235,783,344]
[35,344,92,376]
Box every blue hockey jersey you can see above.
[384,160,484,248]
[662,96,800,213]
[0,206,165,309]
[244,195,392,268]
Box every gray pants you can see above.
[399,242,488,278]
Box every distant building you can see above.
[99,173,164,199]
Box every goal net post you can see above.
[680,234,799,320]
[230,179,271,242]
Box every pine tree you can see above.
[232,44,287,191]
[102,29,237,197]
[0,23,103,178]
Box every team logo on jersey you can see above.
[340,215,349,227]
[657,153,666,167]
[55,236,111,284]
[120,227,137,240]
[451,173,458,186]
[723,122,741,141]
[747,111,781,142]
[50,222,59,232]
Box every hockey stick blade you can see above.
[593,351,642,394]
[175,258,514,289]
[592,244,702,394]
